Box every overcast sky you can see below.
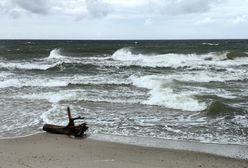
[0,0,248,39]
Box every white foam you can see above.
[20,90,79,103]
[0,72,13,79]
[167,69,248,83]
[111,48,248,69]
[0,49,65,71]
[129,75,206,111]
[112,48,227,69]
[0,77,68,88]
[69,75,130,86]
[0,61,62,71]
[19,89,141,105]
[202,42,219,46]
[47,48,111,61]
[47,48,65,59]
[0,73,130,89]
[0,79,21,88]
[230,115,248,127]
[40,104,61,124]
[129,67,247,84]
[145,87,206,111]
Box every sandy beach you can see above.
[0,133,247,168]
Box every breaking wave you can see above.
[0,75,130,88]
[111,48,248,69]
[2,48,248,72]
[202,42,219,46]
[47,48,65,59]
[1,40,248,146]
[129,75,206,111]
[0,61,62,71]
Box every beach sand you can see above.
[0,133,247,168]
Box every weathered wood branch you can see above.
[43,107,88,137]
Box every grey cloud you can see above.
[12,0,49,15]
[0,1,21,18]
[85,0,112,18]
[149,0,221,15]
[1,0,223,19]
[6,0,112,19]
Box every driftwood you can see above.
[43,107,88,137]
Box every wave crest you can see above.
[129,75,206,111]
[112,48,227,69]
[111,48,248,70]
[204,101,243,117]
[48,48,64,59]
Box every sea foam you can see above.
[129,75,206,111]
[0,61,62,71]
[47,48,65,59]
[111,48,248,69]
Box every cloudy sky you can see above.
[0,0,248,39]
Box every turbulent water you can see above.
[0,40,247,144]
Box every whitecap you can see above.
[202,42,219,46]
[47,48,65,59]
[144,87,206,111]
[111,48,248,69]
[129,75,206,111]
[111,48,227,69]
[0,61,62,71]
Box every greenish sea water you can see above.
[0,40,247,144]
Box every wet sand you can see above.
[0,133,247,168]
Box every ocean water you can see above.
[0,40,247,145]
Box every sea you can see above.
[0,40,247,145]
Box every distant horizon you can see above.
[1,0,248,39]
[1,38,248,41]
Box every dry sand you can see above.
[0,133,247,168]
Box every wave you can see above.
[128,68,247,86]
[129,75,206,111]
[47,48,111,61]
[111,48,248,69]
[19,89,142,105]
[202,42,219,46]
[204,101,243,117]
[167,69,248,83]
[0,78,68,88]
[0,48,103,71]
[44,62,99,73]
[47,48,65,59]
[226,51,248,60]
[2,48,248,72]
[0,75,130,88]
[0,61,62,71]
[0,72,13,79]
[0,49,67,71]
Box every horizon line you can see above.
[0,38,248,41]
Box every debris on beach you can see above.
[43,107,88,137]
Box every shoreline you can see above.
[0,133,247,168]
[90,133,248,160]
[2,132,248,160]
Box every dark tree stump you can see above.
[43,107,88,137]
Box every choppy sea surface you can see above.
[0,40,247,145]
